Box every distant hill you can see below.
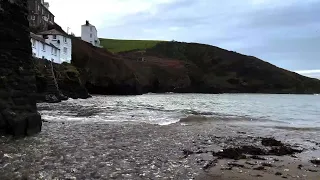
[92,39,320,94]
[99,38,163,53]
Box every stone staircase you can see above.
[43,61,67,102]
[43,61,60,95]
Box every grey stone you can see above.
[0,0,41,136]
[26,112,42,136]
[2,109,16,121]
[0,99,8,109]
[0,113,6,129]
[0,90,10,99]
[10,116,27,136]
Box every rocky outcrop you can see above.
[33,58,90,102]
[0,0,42,136]
[71,37,147,95]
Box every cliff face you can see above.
[71,37,194,95]
[71,37,145,95]
[0,0,42,136]
[72,38,320,95]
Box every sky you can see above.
[46,0,320,79]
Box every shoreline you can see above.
[0,120,319,179]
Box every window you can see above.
[42,43,45,51]
[64,37,67,43]
[31,39,36,48]
[90,34,92,38]
[51,48,54,55]
[55,49,57,55]
[90,27,92,31]
[63,47,67,54]
[53,35,56,39]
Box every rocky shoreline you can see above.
[0,119,319,179]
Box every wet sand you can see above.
[0,120,319,180]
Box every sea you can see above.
[38,93,320,129]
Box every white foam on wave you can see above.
[157,120,179,126]
[179,115,211,123]
[41,114,64,121]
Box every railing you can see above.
[49,60,60,92]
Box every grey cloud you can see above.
[99,0,320,71]
[243,1,320,29]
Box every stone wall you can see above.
[0,0,42,136]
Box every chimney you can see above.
[86,20,89,26]
[44,2,49,9]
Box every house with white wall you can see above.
[81,20,101,47]
[37,29,72,63]
[30,33,61,63]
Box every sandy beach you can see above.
[0,119,319,180]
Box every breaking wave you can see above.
[179,115,212,123]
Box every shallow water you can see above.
[38,93,320,128]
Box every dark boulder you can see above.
[310,159,320,165]
[268,146,302,156]
[261,138,284,147]
[214,146,266,160]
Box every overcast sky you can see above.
[46,0,320,79]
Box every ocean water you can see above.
[38,93,320,128]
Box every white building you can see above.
[30,33,61,63]
[81,20,101,47]
[38,29,72,63]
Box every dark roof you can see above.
[30,32,45,43]
[30,32,59,50]
[82,23,96,28]
[37,29,67,36]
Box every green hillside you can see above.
[99,38,164,53]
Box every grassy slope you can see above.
[99,38,164,53]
